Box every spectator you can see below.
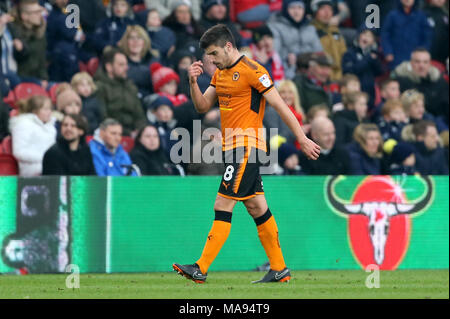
[299,116,351,175]
[143,94,177,155]
[9,95,56,176]
[94,47,146,136]
[370,78,401,121]
[333,91,369,146]
[265,79,305,150]
[130,124,184,175]
[230,0,271,26]
[423,0,449,64]
[1,10,20,90]
[249,25,285,85]
[68,0,107,35]
[91,0,135,55]
[378,99,408,142]
[117,24,160,100]
[42,113,96,175]
[53,87,82,128]
[342,28,384,107]
[162,1,204,53]
[143,8,176,65]
[346,123,384,175]
[8,0,48,86]
[276,142,303,175]
[144,0,202,21]
[267,0,322,80]
[381,0,432,70]
[310,0,347,81]
[292,52,339,112]
[0,100,9,142]
[71,72,105,135]
[391,48,449,123]
[89,118,137,176]
[305,103,330,122]
[171,48,198,96]
[401,89,448,133]
[411,120,449,175]
[46,0,85,82]
[331,73,361,112]
[150,62,188,106]
[199,0,241,49]
[384,139,418,175]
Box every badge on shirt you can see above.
[233,72,240,81]
[258,74,271,88]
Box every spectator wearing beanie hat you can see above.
[385,140,417,175]
[150,62,188,106]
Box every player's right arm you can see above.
[188,61,217,113]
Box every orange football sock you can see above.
[255,209,286,272]
[196,211,232,274]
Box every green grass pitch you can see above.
[0,270,448,299]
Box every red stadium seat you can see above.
[431,60,446,74]
[12,83,49,109]
[0,135,12,154]
[48,83,62,105]
[0,154,19,175]
[85,135,94,144]
[86,58,100,77]
[3,90,16,108]
[121,136,135,153]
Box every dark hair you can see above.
[380,78,399,90]
[199,24,236,50]
[102,46,126,68]
[62,113,89,137]
[134,124,160,148]
[412,120,436,137]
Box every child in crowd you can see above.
[150,62,188,106]
[370,78,400,121]
[378,99,408,141]
[332,74,361,112]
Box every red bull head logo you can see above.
[326,175,434,270]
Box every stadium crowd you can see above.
[0,0,448,177]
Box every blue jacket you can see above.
[413,141,449,175]
[381,0,432,70]
[346,142,382,175]
[91,16,135,54]
[89,138,137,176]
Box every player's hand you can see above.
[299,137,321,160]
[188,61,204,84]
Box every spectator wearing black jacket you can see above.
[411,120,449,175]
[423,0,449,64]
[299,116,351,175]
[42,113,96,175]
[129,124,182,175]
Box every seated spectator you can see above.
[1,10,20,90]
[411,120,449,175]
[370,78,401,121]
[377,99,408,142]
[144,0,202,21]
[42,113,96,175]
[293,52,339,113]
[8,0,48,86]
[150,62,189,106]
[130,124,184,175]
[299,116,351,175]
[384,139,418,175]
[310,0,347,81]
[91,0,135,55]
[401,89,448,133]
[199,0,241,49]
[342,28,383,107]
[333,91,369,146]
[230,0,271,26]
[10,95,56,176]
[89,118,137,176]
[391,48,449,123]
[117,24,160,100]
[71,72,105,135]
[423,0,449,64]
[249,25,285,85]
[332,73,361,112]
[143,94,177,155]
[276,142,303,175]
[264,79,305,150]
[53,87,83,131]
[381,0,432,70]
[162,1,204,53]
[143,9,176,65]
[94,47,146,136]
[346,123,384,175]
[46,0,85,82]
[0,100,9,142]
[267,0,322,80]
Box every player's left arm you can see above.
[263,88,321,160]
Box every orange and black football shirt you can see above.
[210,55,275,152]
